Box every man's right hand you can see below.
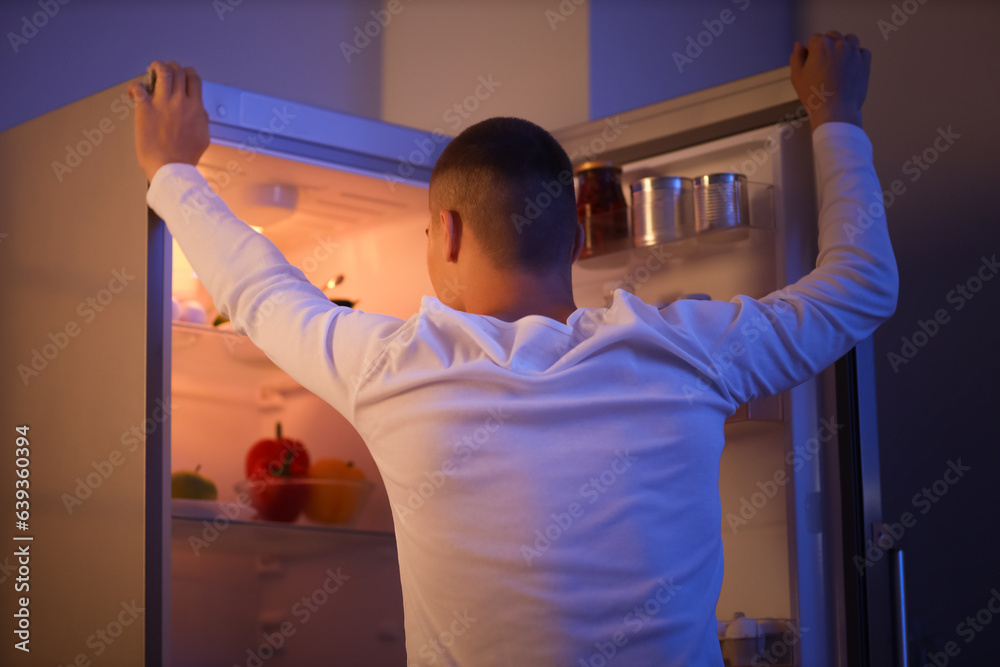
[128,61,211,183]
[789,30,871,131]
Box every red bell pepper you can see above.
[245,422,310,522]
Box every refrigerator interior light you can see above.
[236,183,300,227]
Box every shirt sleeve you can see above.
[657,122,899,408]
[147,163,406,420]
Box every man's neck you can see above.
[458,270,578,325]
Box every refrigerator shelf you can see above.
[574,180,774,267]
[171,321,297,396]
[171,514,395,560]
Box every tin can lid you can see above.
[694,172,747,186]
[574,160,620,174]
[630,175,693,193]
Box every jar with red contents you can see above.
[574,161,631,259]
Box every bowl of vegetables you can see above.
[240,422,373,525]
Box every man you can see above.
[131,30,896,666]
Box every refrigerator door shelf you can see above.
[573,181,774,264]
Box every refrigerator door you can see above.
[553,66,894,666]
[0,78,170,665]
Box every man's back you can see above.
[355,292,732,664]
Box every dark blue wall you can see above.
[0,0,382,132]
[588,0,793,118]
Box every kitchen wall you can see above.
[0,0,384,132]
[380,0,589,134]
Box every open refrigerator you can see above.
[0,67,901,666]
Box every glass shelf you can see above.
[171,321,306,406]
[172,320,271,364]
[171,513,394,559]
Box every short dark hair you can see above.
[429,117,577,272]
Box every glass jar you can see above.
[574,161,631,259]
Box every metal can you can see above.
[630,176,695,248]
[693,172,750,243]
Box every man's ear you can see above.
[440,209,462,263]
[570,221,585,264]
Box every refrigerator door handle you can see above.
[891,549,909,667]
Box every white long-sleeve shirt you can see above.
[148,121,897,666]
